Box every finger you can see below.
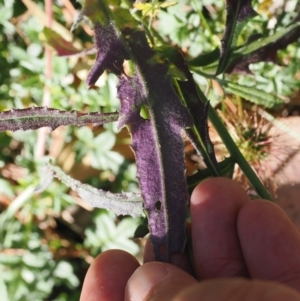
[143,236,193,275]
[191,177,250,279]
[80,249,140,301]
[125,262,196,301]
[238,200,300,291]
[174,278,300,301]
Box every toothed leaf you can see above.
[217,0,257,75]
[165,49,220,176]
[38,163,143,218]
[0,107,119,132]
[221,80,284,108]
[117,29,193,261]
[86,23,129,86]
[84,3,193,261]
[227,20,300,73]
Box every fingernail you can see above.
[126,262,168,300]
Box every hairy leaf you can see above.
[84,3,193,261]
[117,30,193,261]
[0,107,119,132]
[86,23,129,86]
[221,80,284,108]
[37,163,144,218]
[166,48,220,176]
[217,0,257,75]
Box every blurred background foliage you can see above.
[0,0,300,300]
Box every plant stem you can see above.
[192,0,216,47]
[36,0,53,157]
[208,104,273,201]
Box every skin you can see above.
[80,178,300,301]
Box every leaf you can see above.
[84,4,192,261]
[35,165,55,194]
[221,80,284,108]
[189,47,220,67]
[0,254,22,265]
[134,217,149,238]
[22,253,47,268]
[133,1,177,17]
[42,28,81,57]
[216,0,257,75]
[117,30,193,262]
[0,107,119,132]
[81,0,110,25]
[187,157,235,194]
[0,179,14,198]
[0,185,36,224]
[0,265,9,301]
[86,23,129,86]
[40,163,144,218]
[227,20,300,73]
[53,261,79,287]
[168,50,221,176]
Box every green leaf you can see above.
[187,157,235,194]
[81,0,110,25]
[115,217,140,238]
[227,21,300,72]
[0,184,36,224]
[134,218,149,238]
[0,179,14,198]
[0,265,9,301]
[93,131,116,151]
[21,269,35,284]
[0,254,22,265]
[22,253,47,268]
[221,80,284,108]
[216,0,257,75]
[53,261,79,287]
[90,149,124,173]
[189,47,220,67]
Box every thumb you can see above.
[125,262,196,301]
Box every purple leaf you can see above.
[0,107,119,132]
[87,23,129,87]
[85,15,193,260]
[167,49,220,176]
[117,29,193,261]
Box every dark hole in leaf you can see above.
[159,244,167,257]
[155,200,162,211]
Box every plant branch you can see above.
[36,0,53,157]
[0,107,119,132]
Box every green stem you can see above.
[208,104,273,201]
[192,0,215,47]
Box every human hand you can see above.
[80,178,300,300]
